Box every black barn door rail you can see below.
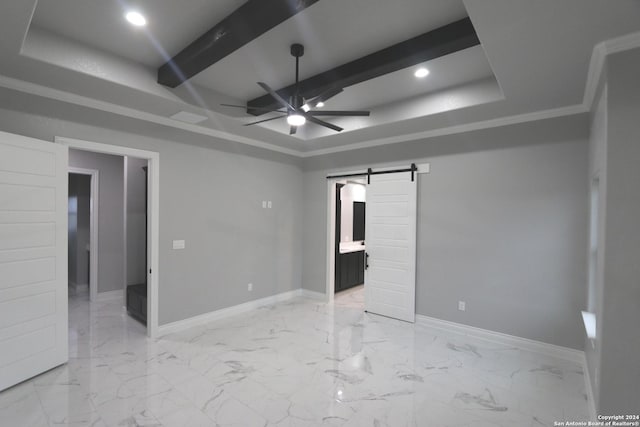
[326,163,418,183]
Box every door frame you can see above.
[68,167,99,302]
[56,137,160,338]
[325,163,430,303]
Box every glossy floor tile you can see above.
[0,286,590,426]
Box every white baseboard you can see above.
[582,353,598,420]
[95,289,123,302]
[157,289,307,337]
[299,289,326,301]
[416,315,584,364]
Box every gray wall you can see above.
[125,156,148,286]
[67,174,78,286]
[68,173,91,288]
[76,175,91,286]
[594,48,640,415]
[0,88,303,325]
[69,149,124,294]
[303,115,589,349]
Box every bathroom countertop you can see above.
[339,242,365,254]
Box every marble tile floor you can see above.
[0,287,590,427]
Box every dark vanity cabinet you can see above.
[126,284,147,325]
[336,250,365,292]
[353,202,365,241]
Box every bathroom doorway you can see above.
[333,180,366,305]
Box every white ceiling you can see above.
[0,0,639,155]
[312,46,494,111]
[32,0,244,67]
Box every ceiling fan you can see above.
[222,44,370,135]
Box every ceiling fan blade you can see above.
[290,126,298,135]
[307,110,370,117]
[243,115,287,126]
[304,114,343,132]
[257,82,294,110]
[307,87,344,105]
[221,103,283,112]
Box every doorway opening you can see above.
[123,157,149,326]
[334,181,366,307]
[67,150,149,330]
[67,169,98,301]
[58,137,160,338]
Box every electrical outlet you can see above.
[458,301,466,311]
[248,283,253,292]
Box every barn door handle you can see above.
[365,252,369,270]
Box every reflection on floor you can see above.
[0,287,589,426]
[334,284,364,308]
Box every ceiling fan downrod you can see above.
[290,43,305,110]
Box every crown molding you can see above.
[300,104,587,157]
[583,31,640,109]
[0,75,302,157]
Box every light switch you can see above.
[262,201,267,208]
[172,240,185,250]
[267,201,272,209]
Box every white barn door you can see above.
[0,131,68,391]
[364,171,417,323]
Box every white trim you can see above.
[583,43,607,109]
[122,156,128,304]
[301,105,586,157]
[602,30,640,56]
[581,311,597,340]
[325,179,338,304]
[56,137,161,339]
[416,314,584,363]
[299,289,326,300]
[94,289,123,302]
[0,75,300,158]
[583,31,640,109]
[583,354,598,420]
[68,167,99,303]
[157,289,306,337]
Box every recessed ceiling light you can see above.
[287,113,306,127]
[414,67,430,78]
[125,11,147,27]
[315,101,325,108]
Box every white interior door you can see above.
[364,171,417,322]
[0,131,68,391]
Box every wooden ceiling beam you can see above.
[157,0,320,88]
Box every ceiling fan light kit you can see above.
[287,113,306,127]
[222,43,370,134]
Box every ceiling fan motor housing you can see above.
[290,43,304,57]
[290,94,305,110]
